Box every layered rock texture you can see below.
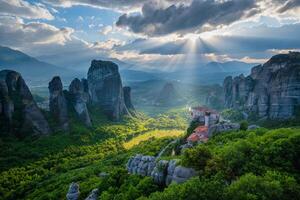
[87,60,129,120]
[48,76,69,131]
[0,70,51,135]
[127,154,196,185]
[69,78,92,127]
[223,52,300,119]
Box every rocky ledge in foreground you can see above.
[0,70,51,135]
[127,154,196,186]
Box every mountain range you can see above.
[0,46,256,86]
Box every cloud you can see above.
[277,0,300,13]
[119,22,300,58]
[99,25,113,35]
[0,0,54,20]
[116,0,258,36]
[43,0,149,12]
[91,39,124,50]
[0,16,73,47]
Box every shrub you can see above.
[181,145,212,171]
[240,120,248,131]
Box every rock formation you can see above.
[66,182,80,200]
[123,86,135,115]
[127,154,196,185]
[223,52,300,119]
[69,78,92,127]
[87,60,129,120]
[123,86,134,110]
[85,189,99,200]
[48,76,69,131]
[208,122,240,137]
[0,70,51,135]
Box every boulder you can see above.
[127,154,156,176]
[85,189,98,200]
[171,166,196,184]
[87,60,129,120]
[48,76,69,131]
[151,160,169,185]
[223,52,300,119]
[69,78,92,127]
[66,182,80,200]
[165,159,178,185]
[0,70,51,135]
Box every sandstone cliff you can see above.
[0,70,51,135]
[87,60,129,120]
[49,76,69,131]
[223,52,300,119]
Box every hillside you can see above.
[0,46,81,86]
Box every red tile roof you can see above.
[191,106,219,114]
[187,125,209,142]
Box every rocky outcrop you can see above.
[127,155,156,176]
[151,160,169,185]
[87,60,129,120]
[127,154,196,185]
[208,122,240,137]
[48,76,69,131]
[223,52,300,119]
[69,78,92,127]
[66,182,80,200]
[85,189,99,200]
[0,70,51,135]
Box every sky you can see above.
[0,0,300,71]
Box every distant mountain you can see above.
[159,61,256,84]
[202,61,254,73]
[155,82,182,106]
[120,69,158,83]
[0,46,82,86]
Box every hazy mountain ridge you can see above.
[0,46,83,86]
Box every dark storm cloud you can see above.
[277,0,300,13]
[120,23,300,56]
[116,0,258,36]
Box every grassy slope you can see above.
[0,108,186,200]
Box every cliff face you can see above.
[123,86,134,112]
[69,78,92,127]
[0,70,51,135]
[87,60,129,120]
[49,76,69,131]
[223,52,300,119]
